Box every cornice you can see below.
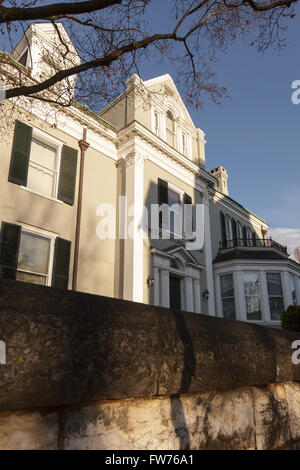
[117,120,215,185]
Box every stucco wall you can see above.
[0,279,299,450]
[0,103,118,297]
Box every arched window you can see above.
[252,231,257,247]
[225,215,232,247]
[166,111,175,147]
[246,227,253,247]
[231,219,237,246]
[236,222,243,246]
[220,212,226,248]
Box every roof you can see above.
[213,247,288,264]
[214,188,268,225]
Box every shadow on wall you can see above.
[170,312,196,450]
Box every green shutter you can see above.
[52,238,71,289]
[0,222,21,279]
[183,193,193,235]
[8,121,32,186]
[57,145,78,205]
[158,178,168,205]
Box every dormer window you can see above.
[18,49,29,67]
[166,111,175,147]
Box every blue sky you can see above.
[136,2,300,255]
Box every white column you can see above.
[160,269,170,308]
[234,271,246,321]
[123,152,145,303]
[282,271,293,309]
[154,267,160,306]
[185,276,194,312]
[259,271,271,322]
[203,193,216,316]
[193,279,201,314]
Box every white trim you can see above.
[20,186,64,204]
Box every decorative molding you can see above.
[122,151,145,168]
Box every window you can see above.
[225,215,232,247]
[16,231,51,285]
[290,274,297,306]
[0,222,71,289]
[9,121,78,205]
[182,133,188,156]
[157,179,192,239]
[236,222,243,246]
[27,137,58,198]
[166,111,175,147]
[220,274,236,319]
[154,112,160,136]
[243,272,262,320]
[266,273,284,320]
[246,227,253,247]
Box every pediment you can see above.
[143,74,196,130]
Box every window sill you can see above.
[20,186,64,205]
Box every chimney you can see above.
[209,166,229,196]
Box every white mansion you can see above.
[0,23,300,327]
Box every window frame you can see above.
[16,223,57,287]
[154,111,160,137]
[225,215,233,247]
[266,271,284,321]
[166,110,176,148]
[23,127,63,201]
[242,271,262,321]
[220,273,236,320]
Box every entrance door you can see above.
[169,275,181,310]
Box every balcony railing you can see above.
[219,237,288,254]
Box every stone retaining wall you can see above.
[0,279,299,449]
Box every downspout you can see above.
[72,127,90,291]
